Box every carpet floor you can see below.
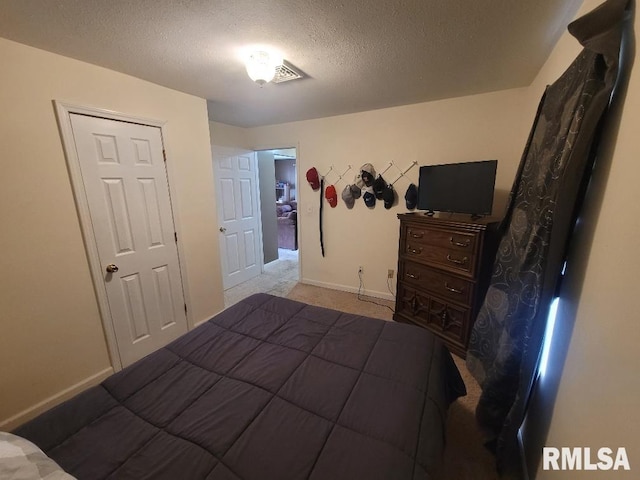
[224,249,299,308]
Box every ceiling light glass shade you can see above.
[245,51,277,85]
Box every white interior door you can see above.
[213,147,263,289]
[70,113,187,367]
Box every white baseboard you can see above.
[300,278,396,302]
[0,367,114,431]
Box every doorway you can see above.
[218,147,300,307]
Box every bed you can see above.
[12,293,466,479]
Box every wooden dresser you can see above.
[393,213,499,358]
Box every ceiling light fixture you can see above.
[245,50,281,86]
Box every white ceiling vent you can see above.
[273,61,304,83]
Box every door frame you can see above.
[253,143,302,279]
[54,101,192,371]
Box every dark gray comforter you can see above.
[15,294,465,479]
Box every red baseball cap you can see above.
[306,167,320,190]
[325,185,338,207]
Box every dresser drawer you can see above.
[404,224,477,252]
[400,260,473,306]
[403,242,476,276]
[394,284,467,353]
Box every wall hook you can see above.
[390,161,418,186]
[379,161,394,177]
[320,165,334,180]
[334,165,352,184]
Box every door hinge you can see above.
[174,232,178,243]
[162,149,167,163]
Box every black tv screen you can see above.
[417,160,497,216]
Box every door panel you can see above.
[221,178,236,221]
[102,179,135,254]
[121,273,149,342]
[239,178,254,218]
[139,178,165,247]
[152,265,177,329]
[70,113,187,367]
[244,229,257,267]
[213,148,262,289]
[226,234,241,274]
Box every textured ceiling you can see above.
[0,0,582,127]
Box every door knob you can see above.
[219,227,227,233]
[106,264,119,273]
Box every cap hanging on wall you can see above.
[363,187,376,208]
[306,167,320,190]
[383,185,396,209]
[373,175,387,199]
[341,185,356,209]
[405,183,418,209]
[360,163,376,187]
[325,185,338,207]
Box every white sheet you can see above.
[0,432,76,480]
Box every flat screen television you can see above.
[417,160,497,216]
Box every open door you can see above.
[212,146,263,290]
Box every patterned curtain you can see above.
[466,0,630,476]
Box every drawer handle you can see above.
[444,282,464,294]
[405,272,420,280]
[409,230,424,239]
[441,310,450,329]
[446,254,468,265]
[450,237,470,248]
[407,245,423,255]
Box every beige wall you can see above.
[232,89,532,298]
[0,38,224,428]
[209,121,250,149]
[526,0,640,478]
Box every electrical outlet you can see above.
[388,269,394,279]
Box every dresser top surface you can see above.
[398,212,501,231]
